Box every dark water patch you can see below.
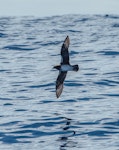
[105,79,119,84]
[60,99,77,103]
[65,81,83,87]
[82,59,96,62]
[28,83,53,88]
[0,121,20,127]
[0,132,5,137]
[31,110,38,113]
[81,49,93,53]
[12,130,49,139]
[94,79,119,86]
[103,126,119,130]
[70,50,79,55]
[112,24,119,28]
[40,41,60,46]
[74,17,89,23]
[77,97,103,102]
[11,129,41,134]
[3,45,36,51]
[39,100,55,104]
[21,120,64,129]
[1,135,20,143]
[0,69,11,73]
[103,120,119,126]
[26,37,36,40]
[42,116,64,121]
[97,50,119,56]
[8,89,28,94]
[12,81,32,84]
[84,73,97,76]
[4,125,114,144]
[77,97,90,101]
[104,71,119,75]
[0,134,32,143]
[79,121,98,126]
[102,93,119,97]
[86,130,118,136]
[33,41,42,45]
[0,33,7,38]
[18,89,28,92]
[0,97,12,101]
[66,29,81,33]
[11,129,73,139]
[4,103,13,106]
[11,129,54,137]
[16,96,32,100]
[15,109,28,112]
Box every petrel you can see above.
[54,36,79,98]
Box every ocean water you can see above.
[0,15,119,150]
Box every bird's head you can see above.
[53,65,61,70]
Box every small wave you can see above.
[102,93,119,97]
[112,24,119,28]
[103,120,119,126]
[0,121,20,127]
[74,17,89,23]
[70,50,79,55]
[65,82,83,87]
[0,97,12,101]
[97,50,119,56]
[0,69,10,73]
[94,79,119,86]
[67,29,81,33]
[0,33,7,38]
[40,41,60,46]
[86,130,116,137]
[4,103,13,106]
[3,45,36,51]
[27,83,54,89]
[60,99,77,103]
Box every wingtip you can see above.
[66,35,70,42]
[56,93,60,98]
[64,36,70,48]
[56,84,63,98]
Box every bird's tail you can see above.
[73,65,79,71]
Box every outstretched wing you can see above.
[56,71,67,98]
[61,36,70,65]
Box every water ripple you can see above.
[3,45,36,51]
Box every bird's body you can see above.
[54,36,79,98]
[54,64,79,72]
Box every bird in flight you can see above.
[54,36,79,98]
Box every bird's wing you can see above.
[56,71,67,98]
[61,36,70,65]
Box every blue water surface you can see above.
[0,15,119,150]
